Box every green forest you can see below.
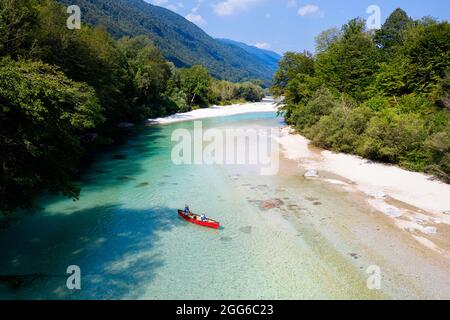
[0,0,264,214]
[272,9,450,183]
[55,0,279,84]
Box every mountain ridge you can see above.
[217,38,281,74]
[56,0,277,84]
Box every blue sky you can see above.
[146,0,450,54]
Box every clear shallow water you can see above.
[0,112,381,299]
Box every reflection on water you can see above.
[0,112,382,299]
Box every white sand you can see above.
[276,127,450,218]
[147,98,277,125]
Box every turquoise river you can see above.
[1,110,447,299]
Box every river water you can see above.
[0,111,399,299]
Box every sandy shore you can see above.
[147,98,277,125]
[276,127,450,252]
[276,127,450,215]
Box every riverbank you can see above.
[147,98,277,125]
[276,126,450,253]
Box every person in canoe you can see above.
[184,204,190,213]
[200,212,207,222]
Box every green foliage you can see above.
[316,18,380,101]
[374,8,412,52]
[271,51,314,97]
[0,0,266,214]
[0,57,103,213]
[180,65,212,108]
[209,80,264,105]
[0,0,37,57]
[315,27,342,53]
[401,22,450,94]
[275,9,450,182]
[55,0,277,84]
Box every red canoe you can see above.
[178,210,220,229]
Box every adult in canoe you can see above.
[178,209,220,229]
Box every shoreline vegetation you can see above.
[0,0,264,215]
[271,8,450,185]
[147,98,277,125]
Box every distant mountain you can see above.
[217,39,281,75]
[56,0,277,84]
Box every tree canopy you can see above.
[0,0,265,215]
[272,9,450,182]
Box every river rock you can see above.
[260,198,284,210]
[304,170,319,178]
[423,226,437,235]
[385,206,402,218]
[239,226,252,234]
[374,191,387,199]
[444,210,450,215]
[136,182,150,188]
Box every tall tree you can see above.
[180,65,211,108]
[316,18,380,101]
[315,27,342,53]
[374,8,412,52]
[0,58,103,213]
[271,51,314,96]
[0,0,37,57]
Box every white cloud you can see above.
[213,0,263,16]
[254,42,270,49]
[298,4,323,17]
[185,13,207,26]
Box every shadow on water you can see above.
[0,204,181,299]
[78,125,167,186]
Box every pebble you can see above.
[385,206,402,218]
[304,170,319,178]
[423,226,437,235]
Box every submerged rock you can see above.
[260,198,284,210]
[136,182,150,188]
[239,226,252,234]
[220,236,233,242]
[444,210,450,216]
[349,253,360,259]
[116,176,136,181]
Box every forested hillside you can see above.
[273,9,450,182]
[55,0,276,84]
[0,0,264,214]
[217,39,281,77]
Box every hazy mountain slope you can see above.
[56,0,275,83]
[217,38,281,74]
